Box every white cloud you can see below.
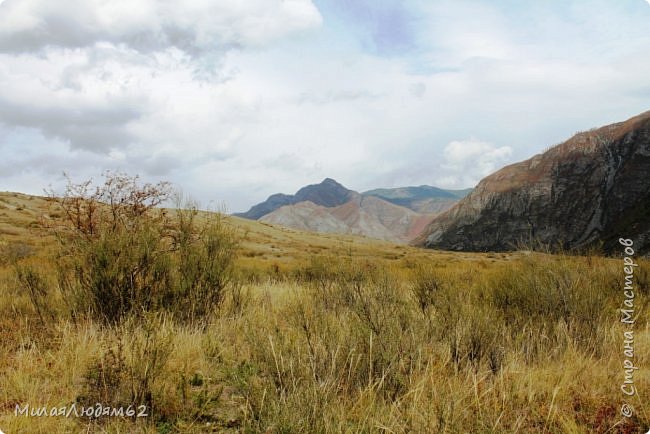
[0,0,322,54]
[439,139,513,188]
[0,1,323,205]
[443,139,511,165]
[0,0,649,212]
[0,48,148,152]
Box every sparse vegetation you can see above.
[49,173,239,325]
[0,184,648,433]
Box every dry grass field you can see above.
[0,187,648,433]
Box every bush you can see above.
[172,203,239,323]
[410,263,444,314]
[484,255,615,357]
[15,264,54,326]
[0,242,35,265]
[50,172,239,324]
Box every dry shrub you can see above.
[50,172,239,325]
[485,254,616,357]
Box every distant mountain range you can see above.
[238,110,650,252]
[235,179,470,242]
[364,186,472,213]
[417,110,650,254]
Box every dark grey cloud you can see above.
[0,93,143,152]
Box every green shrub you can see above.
[173,204,239,323]
[51,172,239,325]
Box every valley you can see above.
[0,177,648,433]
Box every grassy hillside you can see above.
[0,191,506,277]
[0,190,648,433]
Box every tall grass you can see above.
[1,183,648,432]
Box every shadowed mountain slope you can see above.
[417,111,650,254]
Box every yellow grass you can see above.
[0,191,648,433]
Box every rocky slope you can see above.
[418,111,650,253]
[237,179,465,242]
[260,195,437,243]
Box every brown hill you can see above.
[260,195,439,243]
[0,191,497,282]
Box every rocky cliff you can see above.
[418,111,650,253]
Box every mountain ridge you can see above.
[236,179,470,243]
[234,178,356,220]
[236,179,470,219]
[363,185,472,213]
[260,194,438,243]
[417,110,650,253]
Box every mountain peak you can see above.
[294,178,356,208]
[234,178,356,220]
[321,177,340,184]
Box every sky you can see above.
[0,0,649,212]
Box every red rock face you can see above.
[418,111,650,253]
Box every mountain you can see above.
[235,193,295,221]
[260,195,437,243]
[236,179,466,242]
[417,111,650,253]
[294,178,356,207]
[363,186,472,213]
[234,178,356,220]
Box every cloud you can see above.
[0,48,149,152]
[439,139,513,188]
[443,139,512,165]
[1,0,650,213]
[0,1,320,158]
[409,82,426,98]
[0,0,322,55]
